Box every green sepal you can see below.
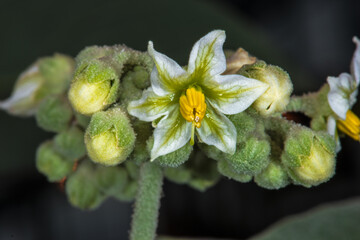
[124,160,140,180]
[113,180,138,202]
[54,126,86,160]
[254,161,289,190]
[35,96,73,132]
[36,141,73,182]
[217,160,252,183]
[164,165,192,184]
[65,161,105,210]
[228,111,257,143]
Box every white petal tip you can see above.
[353,36,360,45]
[147,41,154,54]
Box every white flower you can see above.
[128,30,268,161]
[327,37,360,149]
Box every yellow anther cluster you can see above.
[179,88,206,128]
[337,110,360,141]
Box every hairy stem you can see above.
[130,162,163,240]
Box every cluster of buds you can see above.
[2,30,356,210]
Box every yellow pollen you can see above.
[179,87,207,145]
[337,110,360,141]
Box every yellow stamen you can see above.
[179,87,207,145]
[337,110,360,141]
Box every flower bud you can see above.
[188,152,220,192]
[254,161,289,189]
[217,160,252,183]
[228,111,257,143]
[65,161,105,210]
[0,54,74,116]
[226,137,271,175]
[164,165,192,184]
[130,120,153,164]
[54,126,86,160]
[224,48,256,74]
[146,136,193,167]
[68,57,121,115]
[239,61,293,115]
[85,108,136,166]
[36,141,73,182]
[113,180,138,202]
[282,126,336,187]
[35,96,73,132]
[95,165,128,196]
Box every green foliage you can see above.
[35,96,73,132]
[226,137,271,175]
[36,141,73,182]
[65,161,105,210]
[251,198,360,240]
[85,107,136,166]
[54,126,86,160]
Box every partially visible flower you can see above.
[223,48,256,74]
[128,30,268,160]
[327,37,360,149]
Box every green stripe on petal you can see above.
[148,41,188,96]
[188,30,226,81]
[127,87,176,122]
[197,104,236,155]
[203,74,269,115]
[151,108,192,161]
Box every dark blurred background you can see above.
[1,0,360,239]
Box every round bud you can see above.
[226,137,271,175]
[68,58,120,115]
[254,161,289,189]
[65,161,105,210]
[54,126,86,160]
[217,160,252,183]
[35,96,73,132]
[36,141,73,182]
[95,166,128,196]
[85,108,136,166]
[240,61,293,115]
[282,126,336,187]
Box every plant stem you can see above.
[130,162,163,240]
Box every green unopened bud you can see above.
[164,165,192,184]
[66,161,105,210]
[75,46,115,65]
[85,108,136,166]
[69,57,121,115]
[240,61,293,115]
[226,137,270,175]
[254,161,289,189]
[36,141,73,182]
[228,111,257,143]
[187,152,220,192]
[114,180,138,202]
[0,54,74,116]
[124,160,140,180]
[217,160,252,183]
[35,96,73,132]
[282,127,336,187]
[54,126,86,160]
[147,136,193,167]
[95,165,128,196]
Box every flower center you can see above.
[179,87,207,145]
[337,110,360,141]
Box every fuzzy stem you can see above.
[130,162,163,240]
